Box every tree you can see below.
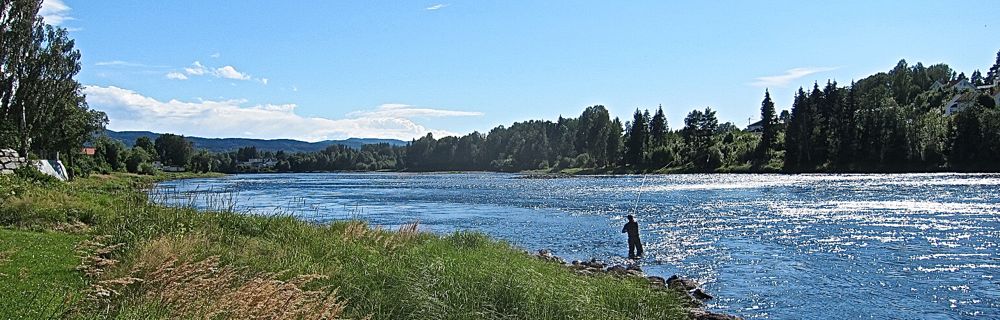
[0,0,42,148]
[236,146,258,162]
[971,70,984,86]
[649,105,668,147]
[154,133,193,167]
[756,90,778,162]
[575,105,612,166]
[606,117,623,165]
[94,135,125,171]
[134,136,155,154]
[987,50,1000,85]
[190,149,214,173]
[125,147,151,173]
[623,108,648,167]
[1,1,105,169]
[681,107,719,170]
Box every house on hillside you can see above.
[944,91,979,115]
[950,78,978,91]
[80,147,96,156]
[745,120,764,133]
[930,80,946,91]
[932,79,978,92]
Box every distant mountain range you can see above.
[103,130,408,153]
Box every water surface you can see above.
[154,173,1000,319]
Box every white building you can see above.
[944,92,978,115]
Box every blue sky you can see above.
[47,0,999,141]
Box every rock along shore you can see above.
[534,249,741,320]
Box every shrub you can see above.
[139,163,157,175]
[14,166,61,185]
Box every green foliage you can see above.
[14,165,61,185]
[133,136,155,157]
[780,51,1000,172]
[94,135,126,172]
[138,162,156,175]
[0,2,107,158]
[68,152,96,178]
[756,90,778,163]
[125,147,151,173]
[154,133,193,167]
[623,109,648,167]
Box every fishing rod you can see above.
[631,174,648,215]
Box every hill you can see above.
[103,130,407,153]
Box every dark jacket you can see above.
[622,221,640,240]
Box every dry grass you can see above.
[340,220,423,252]
[75,235,123,278]
[125,236,349,319]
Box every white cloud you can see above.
[210,52,221,58]
[215,65,251,80]
[751,67,839,88]
[182,61,259,82]
[165,72,188,80]
[40,0,72,25]
[426,4,448,10]
[184,61,207,76]
[349,103,483,118]
[83,85,476,141]
[96,60,136,67]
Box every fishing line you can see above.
[631,174,648,215]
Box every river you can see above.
[152,172,1000,319]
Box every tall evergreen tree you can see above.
[649,105,668,147]
[987,50,1000,85]
[784,88,809,170]
[755,90,777,162]
[971,70,984,86]
[624,109,648,167]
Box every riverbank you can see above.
[0,172,712,319]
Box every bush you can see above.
[138,163,157,175]
[14,166,62,185]
[126,148,152,173]
[70,155,97,178]
[649,146,674,167]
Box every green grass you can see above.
[0,172,690,319]
[0,229,86,319]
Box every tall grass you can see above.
[1,173,689,319]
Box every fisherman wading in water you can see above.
[622,214,643,258]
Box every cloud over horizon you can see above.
[83,85,480,141]
[751,67,839,88]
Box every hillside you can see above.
[103,130,407,153]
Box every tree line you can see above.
[88,49,1000,175]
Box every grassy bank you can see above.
[0,172,691,319]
